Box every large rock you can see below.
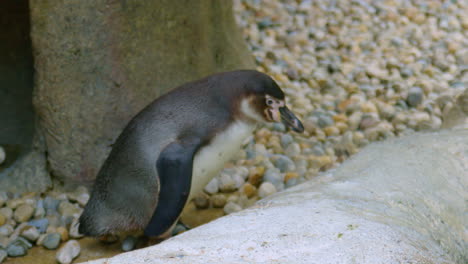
[82,129,467,264]
[29,0,254,186]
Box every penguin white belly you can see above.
[189,121,255,200]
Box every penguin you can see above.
[78,70,304,239]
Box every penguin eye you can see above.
[266,98,274,106]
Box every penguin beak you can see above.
[279,107,304,133]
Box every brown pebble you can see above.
[248,166,265,186]
[56,226,69,242]
[240,183,257,198]
[284,172,299,183]
[210,194,227,208]
[14,204,35,222]
[193,193,210,209]
[0,214,5,226]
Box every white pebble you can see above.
[258,182,277,198]
[56,240,81,264]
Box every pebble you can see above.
[258,182,277,198]
[193,193,210,209]
[407,87,424,107]
[203,178,219,194]
[56,226,69,242]
[42,233,61,250]
[57,201,80,217]
[67,186,90,207]
[0,192,7,208]
[28,218,49,234]
[56,240,80,264]
[13,204,35,223]
[68,218,83,239]
[0,249,6,263]
[43,197,60,215]
[121,236,137,252]
[263,168,283,186]
[218,172,237,193]
[0,225,13,237]
[248,167,265,186]
[240,183,256,198]
[210,194,227,208]
[273,155,295,173]
[280,134,294,148]
[223,202,242,215]
[0,236,7,249]
[6,243,26,257]
[21,226,40,242]
[7,199,24,210]
[0,214,5,227]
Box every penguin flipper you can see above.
[144,139,201,237]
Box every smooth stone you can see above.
[43,197,60,215]
[258,182,277,198]
[203,178,219,195]
[0,192,7,208]
[42,233,61,250]
[285,143,301,157]
[56,226,69,242]
[56,240,80,264]
[28,218,49,233]
[0,249,6,263]
[58,201,80,217]
[0,235,8,248]
[232,173,245,189]
[67,186,90,207]
[407,87,424,107]
[223,202,242,215]
[9,237,32,249]
[36,234,47,246]
[273,155,295,173]
[248,166,265,186]
[210,195,227,208]
[0,215,5,227]
[193,193,210,209]
[218,173,237,193]
[272,123,286,132]
[240,183,256,198]
[6,199,24,210]
[121,236,137,252]
[34,200,45,219]
[0,225,13,237]
[263,168,283,186]
[6,243,26,257]
[0,208,12,221]
[20,226,40,242]
[280,134,294,148]
[317,114,334,128]
[14,204,35,223]
[285,177,298,188]
[69,217,83,239]
[235,167,249,181]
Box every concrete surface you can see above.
[83,128,467,264]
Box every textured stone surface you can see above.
[83,130,466,264]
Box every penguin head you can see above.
[238,71,304,133]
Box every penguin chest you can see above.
[190,121,255,199]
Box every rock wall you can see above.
[29,0,254,186]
